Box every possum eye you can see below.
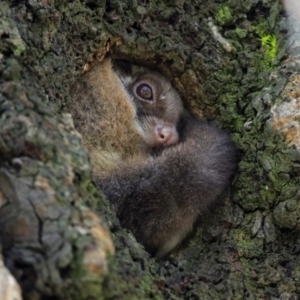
[136,83,153,101]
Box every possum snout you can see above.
[155,124,179,146]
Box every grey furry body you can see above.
[97,112,238,258]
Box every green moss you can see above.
[252,22,278,68]
[235,28,248,39]
[261,35,277,66]
[216,6,233,25]
[259,185,278,204]
[232,230,254,254]
[79,180,101,209]
[231,227,264,259]
[103,251,163,300]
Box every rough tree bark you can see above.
[0,0,299,299]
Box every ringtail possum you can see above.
[71,58,238,258]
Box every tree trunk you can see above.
[1,0,299,299]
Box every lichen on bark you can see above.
[1,0,300,299]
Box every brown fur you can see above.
[70,59,145,176]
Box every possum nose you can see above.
[156,125,178,146]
